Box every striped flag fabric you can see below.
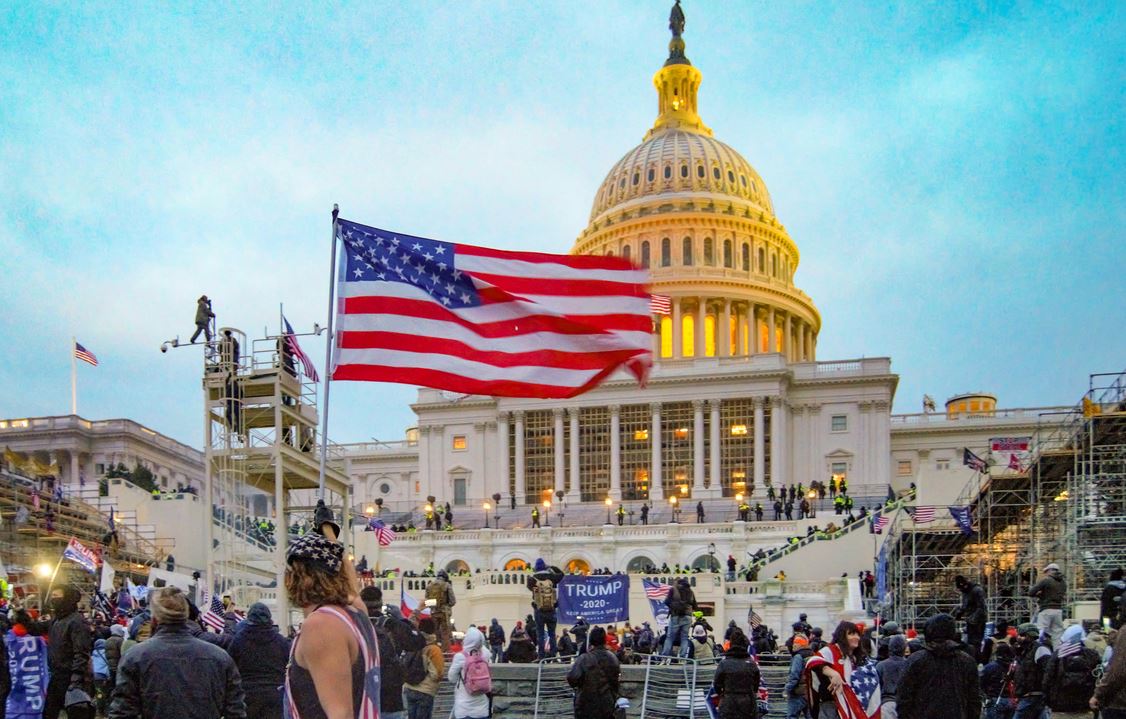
[368,517,395,546]
[283,316,319,382]
[649,294,672,315]
[331,218,652,398]
[748,606,763,628]
[74,341,98,366]
[908,506,936,524]
[871,515,891,534]
[642,579,671,600]
[201,593,226,632]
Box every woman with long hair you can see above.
[805,621,870,719]
[283,502,381,719]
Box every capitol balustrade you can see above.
[0,415,203,465]
[889,405,1070,426]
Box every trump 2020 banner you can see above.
[5,631,49,719]
[556,575,630,624]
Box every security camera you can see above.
[160,343,169,353]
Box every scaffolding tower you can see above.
[202,326,349,624]
[887,368,1126,626]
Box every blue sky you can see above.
[1,1,1123,446]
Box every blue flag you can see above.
[949,506,973,536]
[5,631,49,719]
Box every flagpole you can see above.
[316,204,340,498]
[71,336,77,416]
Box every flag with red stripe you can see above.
[649,294,671,315]
[200,593,226,633]
[74,341,99,366]
[907,506,936,524]
[283,316,319,382]
[331,219,652,398]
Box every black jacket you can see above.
[1014,640,1051,697]
[46,609,91,689]
[1100,579,1126,624]
[1043,646,1100,712]
[1028,570,1066,609]
[897,640,980,719]
[956,583,988,627]
[566,646,620,719]
[226,622,290,697]
[713,646,760,719]
[108,622,246,719]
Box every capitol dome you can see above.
[573,1,820,364]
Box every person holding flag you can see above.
[805,621,881,719]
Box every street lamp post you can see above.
[605,497,613,525]
[483,501,491,529]
[669,495,679,523]
[543,500,552,527]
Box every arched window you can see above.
[703,237,714,265]
[565,558,591,575]
[660,316,673,357]
[445,559,471,575]
[504,558,528,571]
[697,165,705,178]
[691,555,721,572]
[772,254,778,277]
[681,164,689,178]
[723,239,733,268]
[758,247,765,272]
[606,249,614,256]
[647,168,655,182]
[727,169,735,183]
[742,243,750,271]
[627,556,656,573]
[682,237,693,266]
[661,238,671,267]
[641,240,651,268]
[664,165,672,179]
[622,245,631,262]
[713,166,721,180]
[632,171,640,186]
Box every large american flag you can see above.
[283,316,319,382]
[331,219,652,398]
[643,579,671,600]
[200,593,226,633]
[806,648,882,719]
[369,517,395,546]
[74,341,98,366]
[908,506,936,524]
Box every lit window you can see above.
[634,429,649,441]
[936,459,950,471]
[730,424,748,436]
[897,460,913,476]
[831,415,847,432]
[674,427,689,440]
[831,462,847,476]
[660,316,673,357]
[452,435,467,450]
[704,314,716,356]
[682,314,695,357]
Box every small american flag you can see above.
[74,341,98,366]
[369,517,395,546]
[909,506,936,524]
[963,447,988,472]
[871,515,890,534]
[283,316,319,382]
[332,218,651,398]
[643,579,671,600]
[200,593,226,633]
[649,294,672,316]
[749,607,763,628]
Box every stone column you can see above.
[768,308,777,353]
[418,426,432,500]
[513,411,526,504]
[649,403,664,501]
[784,313,793,362]
[809,404,823,485]
[569,408,582,501]
[771,397,787,488]
[672,298,682,359]
[696,299,706,357]
[797,321,805,361]
[497,412,510,500]
[753,398,765,489]
[553,408,565,496]
[692,400,705,494]
[720,299,732,357]
[608,406,621,500]
[709,400,721,495]
[70,451,81,490]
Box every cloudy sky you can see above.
[2,1,1123,447]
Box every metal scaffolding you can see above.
[202,326,349,624]
[887,368,1126,626]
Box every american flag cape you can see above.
[805,644,882,719]
[331,218,652,398]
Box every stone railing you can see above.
[0,415,203,464]
[890,406,1070,426]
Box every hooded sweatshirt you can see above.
[1029,568,1066,610]
[897,616,980,719]
[448,626,491,718]
[876,635,909,700]
[1101,578,1126,623]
